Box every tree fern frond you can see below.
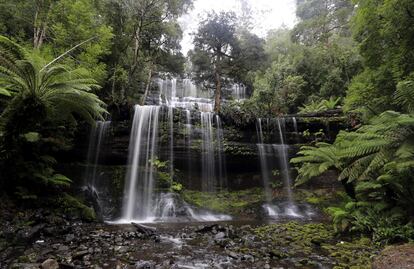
[395,80,414,113]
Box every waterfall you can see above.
[83,121,111,218]
[292,117,298,134]
[183,78,197,98]
[256,118,264,144]
[257,117,301,218]
[292,117,299,143]
[201,112,216,192]
[121,105,160,222]
[168,106,174,184]
[257,145,274,211]
[216,115,227,189]
[231,83,246,101]
[186,110,192,182]
[200,113,228,192]
[84,121,111,189]
[113,78,231,223]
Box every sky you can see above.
[179,0,297,54]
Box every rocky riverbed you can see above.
[1,215,381,269]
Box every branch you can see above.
[41,36,97,71]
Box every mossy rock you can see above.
[181,188,264,215]
[54,194,96,221]
[254,222,378,268]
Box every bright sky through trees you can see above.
[179,0,297,53]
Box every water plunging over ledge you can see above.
[112,78,232,223]
[256,117,313,219]
[83,120,111,215]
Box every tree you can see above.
[0,35,106,192]
[0,0,114,83]
[292,0,354,45]
[229,30,266,92]
[192,11,239,112]
[345,0,414,114]
[102,0,192,104]
[48,0,113,83]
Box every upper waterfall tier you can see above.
[148,78,247,111]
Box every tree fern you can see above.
[291,142,341,185]
[395,79,414,114]
[0,35,107,192]
[0,35,107,126]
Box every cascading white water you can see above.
[275,118,294,203]
[121,105,160,222]
[185,110,192,181]
[256,118,264,144]
[113,78,231,223]
[168,106,174,184]
[201,112,216,192]
[257,117,301,218]
[84,121,111,188]
[215,115,227,189]
[257,145,273,206]
[292,117,298,134]
[231,84,247,101]
[183,79,197,98]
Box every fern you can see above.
[0,35,107,126]
[0,35,106,192]
[395,79,414,114]
[291,142,341,186]
[298,97,342,114]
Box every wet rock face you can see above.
[372,244,414,269]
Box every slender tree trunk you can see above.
[129,24,142,79]
[33,0,51,49]
[111,68,117,104]
[141,63,153,105]
[214,67,222,113]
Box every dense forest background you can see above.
[0,0,414,246]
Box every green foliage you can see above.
[299,97,342,114]
[345,0,414,114]
[251,27,360,114]
[292,142,341,185]
[0,35,106,197]
[103,0,191,103]
[293,108,414,241]
[48,0,114,83]
[150,158,184,193]
[254,221,377,268]
[182,188,264,214]
[220,99,260,126]
[55,194,96,221]
[327,201,414,245]
[292,0,354,45]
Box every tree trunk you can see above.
[33,0,51,49]
[111,68,117,104]
[141,63,153,105]
[214,65,222,113]
[129,25,142,79]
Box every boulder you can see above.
[372,244,414,269]
[41,259,59,269]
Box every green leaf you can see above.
[23,132,40,142]
[0,88,11,96]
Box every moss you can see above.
[54,194,96,221]
[182,188,264,214]
[298,116,347,123]
[295,189,345,210]
[322,237,378,268]
[253,222,379,268]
